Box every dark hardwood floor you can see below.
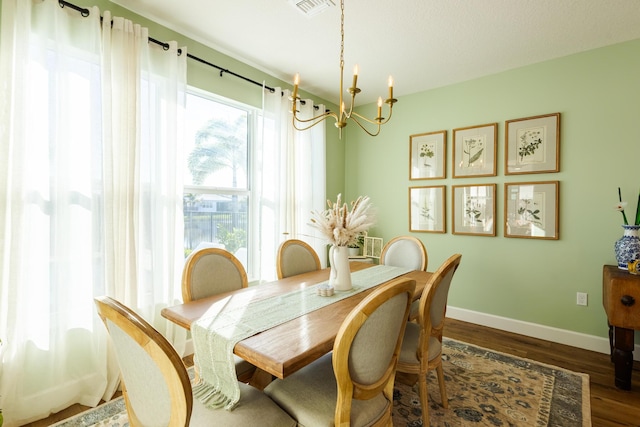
[22,318,640,426]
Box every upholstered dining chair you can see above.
[182,247,248,302]
[263,277,416,427]
[181,247,255,382]
[396,253,462,427]
[380,235,428,271]
[94,296,296,427]
[380,236,428,321]
[276,238,321,279]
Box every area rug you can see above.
[51,338,591,426]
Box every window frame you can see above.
[184,86,258,279]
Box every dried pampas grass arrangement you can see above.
[309,194,375,247]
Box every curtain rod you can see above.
[58,0,277,93]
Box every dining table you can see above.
[161,261,432,389]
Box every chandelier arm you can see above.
[293,109,336,124]
[349,106,390,125]
[343,93,357,119]
[348,114,382,137]
[292,111,339,131]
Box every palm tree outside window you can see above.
[184,90,253,276]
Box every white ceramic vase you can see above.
[329,245,352,291]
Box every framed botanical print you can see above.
[505,113,560,175]
[409,130,446,180]
[452,184,496,236]
[409,185,446,233]
[452,123,497,178]
[504,181,559,239]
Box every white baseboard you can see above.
[447,306,640,362]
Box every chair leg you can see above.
[418,373,429,427]
[436,364,448,408]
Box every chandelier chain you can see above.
[340,0,344,69]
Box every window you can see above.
[184,89,255,276]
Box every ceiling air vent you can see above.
[289,0,335,17]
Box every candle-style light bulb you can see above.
[377,96,382,119]
[388,75,394,100]
[293,73,300,99]
[352,64,359,89]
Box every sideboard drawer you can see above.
[603,265,640,329]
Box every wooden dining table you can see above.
[161,261,432,387]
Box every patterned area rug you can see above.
[51,338,591,427]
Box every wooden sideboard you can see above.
[602,264,640,390]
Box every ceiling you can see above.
[112,0,640,104]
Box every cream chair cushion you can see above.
[276,239,321,279]
[380,235,427,271]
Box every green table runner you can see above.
[191,264,412,409]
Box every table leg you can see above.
[612,326,634,390]
[249,368,274,390]
[608,321,614,362]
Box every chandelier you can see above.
[290,0,397,138]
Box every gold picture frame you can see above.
[409,185,446,233]
[453,123,497,178]
[409,130,446,180]
[452,184,496,236]
[505,113,560,175]
[504,181,559,239]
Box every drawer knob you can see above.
[621,295,636,307]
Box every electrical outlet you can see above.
[576,292,588,306]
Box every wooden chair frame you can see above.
[181,247,248,303]
[275,238,321,279]
[397,253,462,427]
[332,277,416,426]
[95,296,193,426]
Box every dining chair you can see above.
[396,253,462,427]
[94,296,296,427]
[379,235,428,271]
[263,277,416,427]
[181,247,255,382]
[182,247,248,302]
[276,238,321,279]
[380,236,428,321]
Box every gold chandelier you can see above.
[290,0,397,138]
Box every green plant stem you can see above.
[622,210,629,225]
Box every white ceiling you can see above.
[112,0,640,104]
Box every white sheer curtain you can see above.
[0,1,186,425]
[257,88,326,280]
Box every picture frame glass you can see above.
[409,186,445,233]
[410,131,446,180]
[505,113,560,175]
[452,184,496,236]
[453,124,497,177]
[505,181,559,239]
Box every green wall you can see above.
[346,39,640,339]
